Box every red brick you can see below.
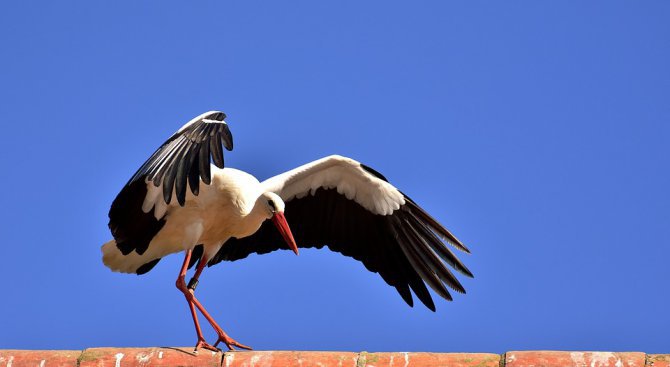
[222,351,359,367]
[3,350,668,367]
[648,355,670,367]
[359,352,500,367]
[506,351,646,367]
[77,347,222,367]
[0,350,79,367]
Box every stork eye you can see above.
[268,200,277,211]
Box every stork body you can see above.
[103,111,472,351]
[103,167,271,274]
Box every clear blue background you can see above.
[1,1,668,353]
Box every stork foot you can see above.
[194,338,220,353]
[213,334,252,351]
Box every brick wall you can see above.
[0,348,668,367]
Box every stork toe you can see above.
[213,334,252,351]
[194,339,220,353]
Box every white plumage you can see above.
[263,155,405,215]
[104,167,264,273]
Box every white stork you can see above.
[102,111,472,351]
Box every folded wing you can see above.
[108,111,233,258]
[128,111,233,206]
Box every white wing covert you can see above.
[262,155,405,215]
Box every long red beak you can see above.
[271,212,299,256]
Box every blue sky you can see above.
[1,1,668,353]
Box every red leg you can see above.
[176,250,216,352]
[176,250,252,351]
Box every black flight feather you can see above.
[108,180,166,257]
[210,132,225,168]
[198,139,211,184]
[188,153,201,196]
[209,183,471,311]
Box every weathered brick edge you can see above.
[0,349,668,367]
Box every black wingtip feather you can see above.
[199,138,211,185]
[409,274,437,311]
[403,193,471,253]
[175,144,194,206]
[188,157,200,196]
[403,208,474,280]
[396,284,414,307]
[222,126,234,151]
[210,132,225,168]
[401,216,464,295]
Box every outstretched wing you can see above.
[108,110,233,258]
[208,155,472,311]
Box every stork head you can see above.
[261,192,299,256]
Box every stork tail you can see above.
[101,239,162,275]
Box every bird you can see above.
[102,110,473,351]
